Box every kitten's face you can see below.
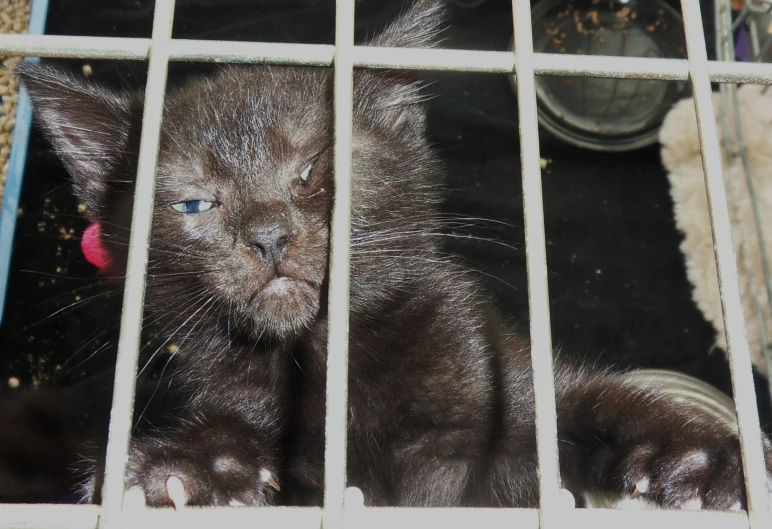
[151,68,334,339]
[17,0,446,343]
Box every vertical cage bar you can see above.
[716,0,772,403]
[324,0,355,527]
[98,1,175,527]
[510,0,563,524]
[680,2,771,528]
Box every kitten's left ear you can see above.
[355,0,448,134]
[366,0,447,49]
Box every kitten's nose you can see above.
[244,220,294,265]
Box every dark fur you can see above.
[17,0,772,509]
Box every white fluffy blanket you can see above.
[660,84,772,374]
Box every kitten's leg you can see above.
[82,413,280,507]
[395,458,472,506]
[556,367,772,510]
[389,431,482,507]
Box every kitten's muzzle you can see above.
[243,217,294,267]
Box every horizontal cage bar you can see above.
[1,34,772,82]
[0,504,754,529]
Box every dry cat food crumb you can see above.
[0,0,31,206]
[58,226,75,240]
[82,63,92,77]
[615,7,630,20]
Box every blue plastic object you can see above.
[0,0,51,325]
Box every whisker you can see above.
[10,290,119,338]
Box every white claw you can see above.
[228,499,246,507]
[729,501,743,511]
[165,476,187,510]
[260,468,281,492]
[634,477,650,496]
[681,497,702,511]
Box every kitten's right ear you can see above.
[14,63,136,217]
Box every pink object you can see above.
[81,222,111,270]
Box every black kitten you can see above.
[17,0,772,510]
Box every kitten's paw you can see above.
[616,435,772,510]
[125,472,278,510]
[126,435,279,508]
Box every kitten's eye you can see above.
[170,200,217,214]
[299,163,314,184]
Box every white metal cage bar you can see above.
[0,1,769,529]
[5,33,772,81]
[680,2,771,528]
[715,0,772,402]
[324,0,356,528]
[510,3,561,528]
[0,502,754,529]
[98,2,176,529]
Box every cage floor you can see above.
[1,0,766,504]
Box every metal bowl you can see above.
[510,0,690,151]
